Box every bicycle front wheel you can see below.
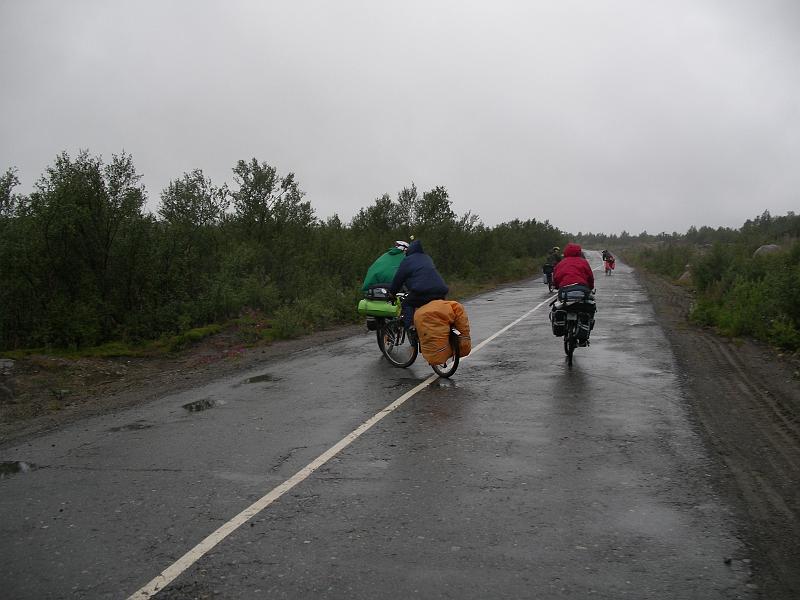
[432,332,460,378]
[378,319,418,368]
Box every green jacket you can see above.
[546,250,562,266]
[361,247,406,292]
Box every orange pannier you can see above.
[451,301,472,358]
[413,300,471,365]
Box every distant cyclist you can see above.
[601,249,616,274]
[547,246,562,266]
[543,246,562,291]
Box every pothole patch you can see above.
[1,461,37,479]
[244,373,281,384]
[109,421,154,432]
[182,398,217,412]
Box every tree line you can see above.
[0,151,564,352]
[628,210,800,351]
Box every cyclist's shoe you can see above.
[578,339,589,347]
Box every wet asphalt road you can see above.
[0,252,754,599]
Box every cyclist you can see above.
[543,246,561,289]
[602,249,616,273]
[553,243,596,347]
[547,246,562,266]
[388,239,448,330]
[554,243,594,290]
[361,240,409,292]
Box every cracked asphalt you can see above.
[0,252,756,599]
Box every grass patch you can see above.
[156,324,224,352]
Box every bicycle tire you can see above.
[432,332,460,378]
[564,323,576,365]
[378,319,418,368]
[374,318,386,351]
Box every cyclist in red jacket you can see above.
[553,243,594,290]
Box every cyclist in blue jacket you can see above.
[389,239,449,330]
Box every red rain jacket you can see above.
[554,243,594,289]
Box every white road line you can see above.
[127,288,557,599]
[470,296,555,355]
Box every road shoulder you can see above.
[637,269,800,600]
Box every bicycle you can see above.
[549,285,595,366]
[542,264,555,293]
[367,292,461,378]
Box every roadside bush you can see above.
[690,241,800,351]
[628,244,695,280]
[270,304,308,339]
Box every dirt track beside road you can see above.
[637,271,800,600]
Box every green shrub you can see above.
[688,241,800,351]
[161,324,223,352]
[271,304,308,339]
[629,244,695,280]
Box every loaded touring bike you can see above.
[549,285,596,366]
[359,288,461,378]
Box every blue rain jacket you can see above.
[389,240,449,307]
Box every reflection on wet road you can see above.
[0,252,754,599]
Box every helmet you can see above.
[553,246,560,252]
[394,240,409,251]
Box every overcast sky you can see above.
[1,1,798,234]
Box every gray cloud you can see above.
[1,0,798,234]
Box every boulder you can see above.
[753,244,780,258]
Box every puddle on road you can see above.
[244,373,281,384]
[1,461,37,479]
[384,378,424,390]
[183,398,217,412]
[109,421,154,432]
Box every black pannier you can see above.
[577,313,592,341]
[550,308,567,337]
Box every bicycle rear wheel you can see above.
[564,324,577,366]
[432,332,460,378]
[378,319,418,368]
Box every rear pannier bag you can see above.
[577,313,592,341]
[413,300,472,365]
[550,309,566,337]
[452,301,472,358]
